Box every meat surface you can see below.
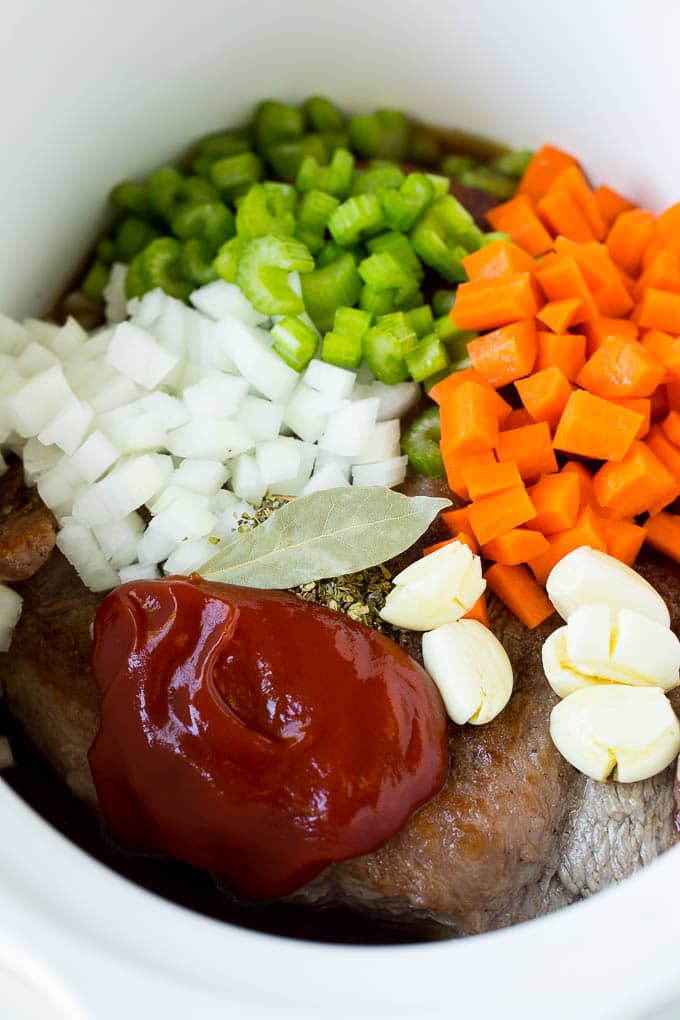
[0,458,56,582]
[1,470,678,936]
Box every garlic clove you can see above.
[422,619,513,725]
[542,626,593,698]
[565,604,611,670]
[546,546,670,627]
[610,608,680,690]
[550,685,680,783]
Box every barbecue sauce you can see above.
[88,576,447,900]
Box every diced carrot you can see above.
[528,506,607,585]
[538,191,596,243]
[461,459,523,500]
[496,421,558,482]
[606,209,656,277]
[650,384,670,423]
[553,390,644,461]
[638,288,680,334]
[502,408,535,430]
[667,382,680,411]
[442,449,497,500]
[597,517,646,566]
[467,320,538,387]
[646,424,680,485]
[548,166,607,240]
[464,592,489,626]
[451,274,540,332]
[535,253,598,320]
[609,397,651,439]
[536,298,586,332]
[576,338,665,398]
[553,238,633,318]
[481,527,550,566]
[645,511,680,564]
[439,380,501,458]
[561,460,596,509]
[583,316,639,357]
[429,368,513,422]
[634,249,680,299]
[655,202,680,245]
[641,330,680,380]
[518,145,579,203]
[526,472,580,534]
[467,485,536,546]
[485,562,555,629]
[423,533,478,556]
[515,366,572,430]
[662,410,680,447]
[535,330,586,382]
[594,186,635,230]
[441,506,473,539]
[486,195,554,257]
[593,440,679,517]
[462,239,536,282]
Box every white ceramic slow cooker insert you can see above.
[2,1,680,1017]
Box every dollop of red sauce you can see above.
[88,575,448,899]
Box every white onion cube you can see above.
[303,359,356,401]
[164,537,217,576]
[93,513,145,568]
[7,365,74,437]
[119,562,161,583]
[106,322,179,389]
[183,374,249,419]
[256,438,302,486]
[352,418,401,465]
[38,397,93,456]
[352,455,408,488]
[137,527,176,565]
[301,463,351,495]
[137,392,190,430]
[217,319,298,403]
[22,438,62,485]
[230,453,267,502]
[103,263,129,323]
[172,459,229,495]
[70,431,120,483]
[190,280,267,325]
[50,317,88,360]
[0,313,31,356]
[56,522,119,592]
[236,396,284,443]
[16,341,59,377]
[319,398,380,458]
[106,414,167,455]
[167,419,254,460]
[283,383,343,443]
[151,491,216,541]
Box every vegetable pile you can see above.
[422,144,680,629]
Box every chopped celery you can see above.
[254,100,304,151]
[124,251,146,299]
[297,148,354,199]
[459,167,516,200]
[192,129,252,174]
[128,237,192,301]
[315,240,344,268]
[175,176,219,208]
[237,234,314,315]
[265,133,328,181]
[382,172,435,232]
[359,284,397,318]
[348,110,411,160]
[304,96,345,134]
[81,260,109,301]
[213,237,247,283]
[358,252,419,307]
[147,167,185,217]
[235,183,297,241]
[180,238,219,286]
[96,237,117,265]
[408,127,442,167]
[115,217,160,262]
[426,173,451,199]
[300,252,362,332]
[350,164,405,196]
[328,194,384,247]
[209,152,263,200]
[404,304,433,338]
[171,200,235,248]
[321,330,363,370]
[440,154,474,179]
[491,148,533,178]
[434,318,476,360]
[271,316,318,371]
[401,406,444,477]
[410,195,481,281]
[404,332,450,382]
[432,289,456,317]
[296,189,339,253]
[110,181,149,216]
[334,306,371,339]
[362,313,417,384]
[366,230,423,280]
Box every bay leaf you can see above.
[199,486,450,589]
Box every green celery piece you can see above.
[193,128,252,168]
[109,181,149,216]
[404,332,450,382]
[435,319,476,361]
[180,238,219,285]
[115,217,160,262]
[358,252,419,307]
[210,152,263,201]
[213,237,247,283]
[141,237,192,300]
[147,167,185,217]
[235,183,297,242]
[254,100,304,151]
[366,230,423,281]
[398,288,425,311]
[432,289,456,317]
[348,110,412,160]
[333,306,371,339]
[382,173,435,232]
[410,195,482,281]
[321,330,363,370]
[328,194,384,247]
[237,234,314,315]
[124,251,146,299]
[96,237,117,265]
[359,284,397,317]
[426,173,450,199]
[304,96,345,134]
[460,167,516,200]
[404,304,433,338]
[271,315,319,371]
[265,133,328,181]
[350,164,405,196]
[401,405,444,477]
[297,148,355,199]
[408,127,442,167]
[170,200,235,248]
[297,189,339,234]
[440,154,475,180]
[362,314,417,384]
[175,176,219,209]
[315,240,344,268]
[300,252,362,333]
[491,148,533,178]
[81,260,109,301]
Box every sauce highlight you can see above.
[89,576,448,899]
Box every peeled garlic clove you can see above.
[0,583,22,652]
[610,608,680,690]
[380,541,486,631]
[565,604,611,669]
[546,546,670,627]
[422,619,513,725]
[549,685,680,783]
[542,627,594,698]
